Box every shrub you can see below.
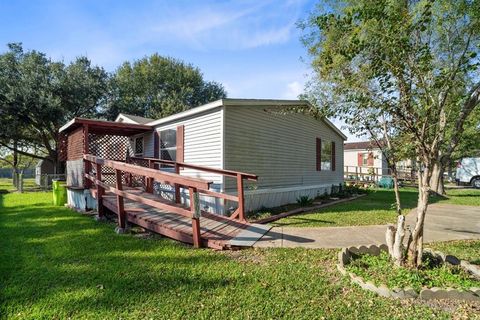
[296,195,314,207]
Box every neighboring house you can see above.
[60,98,347,213]
[115,113,155,125]
[343,141,416,181]
[35,159,55,185]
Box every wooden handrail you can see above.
[85,174,193,218]
[129,156,258,221]
[84,154,206,247]
[130,156,258,181]
[85,154,211,190]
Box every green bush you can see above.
[296,195,314,207]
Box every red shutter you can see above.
[153,131,159,159]
[357,153,363,167]
[153,131,160,169]
[316,138,322,171]
[367,152,374,166]
[331,141,336,171]
[176,125,184,164]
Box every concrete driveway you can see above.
[253,204,480,249]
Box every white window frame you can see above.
[159,129,177,162]
[321,139,332,171]
[362,153,368,167]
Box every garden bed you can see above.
[337,245,480,301]
[250,194,367,224]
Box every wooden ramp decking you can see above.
[95,188,271,250]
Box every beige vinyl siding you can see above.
[223,105,344,191]
[154,108,223,185]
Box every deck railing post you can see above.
[115,169,126,232]
[236,173,245,221]
[96,162,104,218]
[146,160,154,193]
[174,163,181,204]
[189,187,201,248]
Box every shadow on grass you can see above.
[0,192,239,316]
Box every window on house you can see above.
[160,129,176,161]
[321,140,332,170]
[316,138,336,171]
[362,153,369,166]
[134,136,144,156]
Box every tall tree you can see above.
[103,54,227,120]
[303,0,480,267]
[0,43,109,172]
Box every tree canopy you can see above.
[303,0,480,266]
[102,54,226,120]
[0,43,109,170]
[0,44,227,170]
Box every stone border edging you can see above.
[336,244,480,301]
[253,194,368,224]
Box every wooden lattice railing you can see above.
[128,156,258,222]
[84,154,211,247]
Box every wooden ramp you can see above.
[84,154,269,250]
[98,188,270,250]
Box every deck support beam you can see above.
[146,160,154,193]
[96,163,104,218]
[115,169,126,231]
[189,187,201,248]
[236,173,245,221]
[175,163,181,204]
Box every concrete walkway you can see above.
[253,204,480,249]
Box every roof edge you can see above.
[145,98,347,140]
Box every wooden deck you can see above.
[93,187,270,250]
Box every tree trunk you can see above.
[392,215,405,266]
[430,161,446,195]
[407,163,431,267]
[391,166,402,215]
[12,141,19,187]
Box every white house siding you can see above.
[66,159,84,187]
[344,149,389,177]
[148,107,224,213]
[223,105,344,211]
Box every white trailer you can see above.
[456,157,480,188]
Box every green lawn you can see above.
[347,251,480,292]
[0,178,38,192]
[2,190,479,319]
[429,240,480,265]
[440,188,480,206]
[273,188,480,228]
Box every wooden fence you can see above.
[344,166,417,184]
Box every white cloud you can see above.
[147,1,304,50]
[283,81,304,99]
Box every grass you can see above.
[429,240,480,265]
[441,188,480,206]
[2,190,479,319]
[0,178,38,192]
[346,251,480,292]
[273,188,419,227]
[273,187,480,228]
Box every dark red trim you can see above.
[316,138,321,171]
[331,141,336,171]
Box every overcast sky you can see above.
[0,0,359,140]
